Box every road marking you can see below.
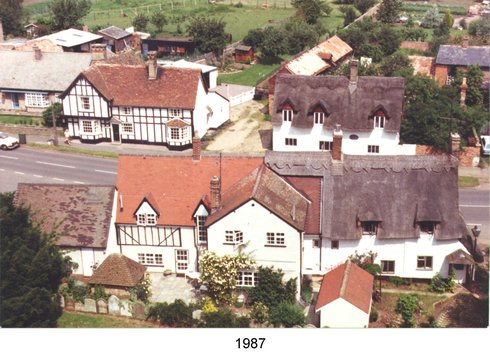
[33,175,43,178]
[94,169,117,174]
[460,205,490,208]
[52,178,65,181]
[14,171,25,175]
[73,181,85,184]
[0,155,19,160]
[36,161,75,169]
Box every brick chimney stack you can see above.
[147,51,157,80]
[90,43,107,61]
[192,132,201,162]
[460,77,468,108]
[332,124,343,161]
[349,59,359,84]
[210,176,221,212]
[462,36,469,49]
[33,45,42,61]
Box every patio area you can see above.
[147,272,200,304]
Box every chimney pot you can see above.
[210,176,221,212]
[90,43,107,60]
[147,51,158,80]
[33,45,42,60]
[350,59,359,84]
[332,125,343,161]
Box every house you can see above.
[315,260,374,328]
[88,254,147,298]
[142,37,196,57]
[45,28,103,52]
[106,146,264,276]
[0,48,93,113]
[271,61,416,155]
[234,45,254,64]
[265,149,478,284]
[14,184,116,277]
[268,35,353,111]
[434,37,490,87]
[60,52,230,147]
[98,26,132,53]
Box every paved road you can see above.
[0,147,117,192]
[459,188,490,245]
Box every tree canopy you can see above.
[291,0,332,25]
[0,0,24,36]
[48,0,91,31]
[187,16,228,55]
[0,192,67,327]
[376,0,402,24]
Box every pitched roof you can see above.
[98,26,131,40]
[116,154,263,226]
[286,35,353,76]
[89,254,146,287]
[46,28,103,48]
[211,83,255,100]
[272,74,405,133]
[95,50,145,66]
[0,50,92,91]
[315,260,374,314]
[80,64,202,108]
[265,151,469,242]
[284,176,321,235]
[14,184,114,248]
[436,45,490,67]
[206,165,310,231]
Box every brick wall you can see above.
[416,144,481,167]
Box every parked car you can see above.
[0,132,20,150]
[481,135,490,156]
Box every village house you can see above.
[271,61,416,155]
[434,37,490,87]
[14,184,116,277]
[97,26,132,53]
[0,47,93,113]
[60,52,230,148]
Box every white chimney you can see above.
[147,51,157,80]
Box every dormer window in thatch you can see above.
[361,221,379,235]
[314,111,325,125]
[369,106,389,129]
[279,99,297,122]
[283,109,293,122]
[418,221,437,234]
[309,103,330,125]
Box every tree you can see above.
[48,0,91,31]
[379,51,413,77]
[395,293,420,327]
[468,14,490,39]
[291,0,332,25]
[442,9,454,30]
[258,26,286,63]
[421,5,442,29]
[377,24,401,56]
[0,192,67,327]
[187,16,228,55]
[453,65,484,107]
[376,0,402,24]
[283,18,319,55]
[243,28,265,49]
[0,0,24,36]
[354,0,376,14]
[348,251,381,276]
[343,6,358,27]
[150,10,167,33]
[132,13,149,32]
[42,102,63,127]
[269,301,306,327]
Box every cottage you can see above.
[60,52,230,147]
[271,61,415,155]
[14,184,116,276]
[0,48,93,113]
[434,37,490,87]
[98,26,132,53]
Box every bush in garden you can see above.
[146,300,194,327]
[269,301,306,328]
[250,302,269,324]
[369,307,378,322]
[428,270,455,293]
[202,296,218,314]
[248,266,296,309]
[395,293,420,328]
[202,307,250,328]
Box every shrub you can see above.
[248,266,296,309]
[60,279,89,303]
[428,271,455,293]
[301,277,313,304]
[146,300,194,327]
[130,275,152,303]
[202,307,250,328]
[202,296,218,314]
[91,284,109,301]
[369,307,378,322]
[395,293,420,328]
[269,301,305,328]
[389,276,410,287]
[250,302,269,324]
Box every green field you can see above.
[0,115,43,126]
[218,62,282,86]
[58,312,156,328]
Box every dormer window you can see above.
[135,194,159,227]
[137,213,157,226]
[418,221,436,234]
[362,221,379,235]
[282,109,292,122]
[374,115,385,128]
[314,112,324,125]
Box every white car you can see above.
[0,132,20,150]
[481,136,490,156]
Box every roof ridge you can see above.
[251,165,264,197]
[339,260,351,299]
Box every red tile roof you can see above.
[315,261,374,314]
[284,176,321,235]
[206,165,310,231]
[82,64,201,108]
[89,254,146,287]
[116,154,263,226]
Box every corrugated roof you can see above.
[436,45,490,67]
[0,50,92,91]
[89,254,146,287]
[14,184,114,248]
[315,260,373,314]
[98,26,131,40]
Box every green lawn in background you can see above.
[218,62,282,86]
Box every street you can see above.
[459,188,490,246]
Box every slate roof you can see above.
[206,165,310,231]
[14,184,114,248]
[272,74,405,133]
[116,154,263,226]
[89,254,146,287]
[315,260,373,314]
[436,45,490,67]
[98,26,131,40]
[77,64,202,108]
[0,50,92,91]
[265,151,469,242]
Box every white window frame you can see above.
[120,106,132,115]
[79,96,92,112]
[225,230,243,244]
[417,256,433,270]
[368,145,380,154]
[137,213,157,226]
[176,250,189,272]
[169,127,189,141]
[282,109,292,122]
[374,115,385,128]
[169,108,182,118]
[314,111,324,125]
[381,260,395,274]
[81,120,95,134]
[319,141,333,151]
[121,123,133,134]
[25,93,49,108]
[138,253,163,266]
[236,270,257,287]
[196,216,208,243]
[266,232,285,246]
[285,138,297,146]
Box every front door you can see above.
[11,94,19,109]
[175,249,189,273]
[112,123,120,142]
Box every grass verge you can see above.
[26,143,119,158]
[58,311,157,328]
[458,176,480,188]
[0,115,44,126]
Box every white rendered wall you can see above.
[193,78,210,139]
[207,92,230,129]
[303,235,321,274]
[318,298,370,328]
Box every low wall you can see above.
[0,124,63,137]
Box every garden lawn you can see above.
[58,312,157,328]
[458,176,479,188]
[0,115,43,126]
[218,63,282,86]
